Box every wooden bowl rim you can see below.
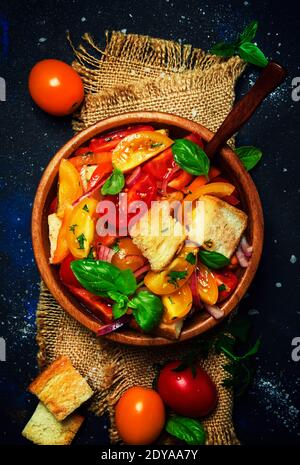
[32,111,264,346]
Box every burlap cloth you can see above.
[37,31,246,445]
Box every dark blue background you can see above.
[0,0,299,445]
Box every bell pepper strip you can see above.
[74,146,90,156]
[69,151,112,170]
[168,170,193,190]
[86,161,113,191]
[59,254,80,287]
[49,196,58,215]
[183,166,221,195]
[67,198,98,259]
[223,194,240,206]
[89,125,155,152]
[112,131,173,172]
[143,147,175,180]
[56,159,83,218]
[67,285,113,323]
[184,182,235,202]
[52,205,73,264]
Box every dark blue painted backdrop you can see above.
[0,0,299,445]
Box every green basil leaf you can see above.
[238,42,268,67]
[186,252,196,265]
[210,41,236,57]
[238,20,258,44]
[235,146,262,171]
[70,260,137,296]
[199,250,230,269]
[128,290,163,332]
[109,292,129,319]
[172,139,210,176]
[166,415,206,445]
[101,167,125,196]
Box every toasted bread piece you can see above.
[129,317,183,341]
[29,356,93,421]
[188,195,247,258]
[130,201,186,271]
[48,213,62,264]
[80,164,98,191]
[22,402,84,445]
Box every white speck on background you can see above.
[248,308,260,315]
[275,282,282,288]
[283,168,288,172]
[121,28,127,34]
[290,255,297,264]
[81,17,86,22]
[38,37,47,43]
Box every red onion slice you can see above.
[236,244,249,268]
[97,244,115,263]
[126,166,142,187]
[190,271,202,308]
[204,303,224,320]
[161,165,180,194]
[97,313,131,336]
[72,177,108,207]
[240,236,253,258]
[134,264,150,279]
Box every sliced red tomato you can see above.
[168,170,193,190]
[74,146,90,156]
[185,133,204,148]
[127,172,157,210]
[214,271,238,302]
[86,162,113,191]
[59,254,80,287]
[89,125,155,152]
[143,147,175,180]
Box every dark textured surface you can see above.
[0,0,299,445]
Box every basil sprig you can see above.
[71,259,162,332]
[166,415,206,445]
[235,146,262,171]
[172,139,210,177]
[101,167,125,196]
[199,250,230,269]
[210,20,268,68]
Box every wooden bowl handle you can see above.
[205,61,287,158]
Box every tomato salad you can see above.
[48,125,253,339]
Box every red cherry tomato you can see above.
[143,147,175,180]
[115,387,165,445]
[29,59,84,116]
[214,270,239,302]
[157,360,217,418]
[185,133,204,148]
[59,254,80,287]
[89,125,155,152]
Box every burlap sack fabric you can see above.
[37,31,246,445]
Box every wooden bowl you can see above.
[32,111,264,346]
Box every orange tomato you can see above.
[66,198,98,259]
[196,263,218,305]
[115,387,165,445]
[57,159,83,218]
[29,59,84,116]
[111,238,146,272]
[162,283,193,323]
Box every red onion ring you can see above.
[240,236,253,258]
[97,244,115,263]
[134,264,150,279]
[190,271,202,308]
[236,244,249,268]
[97,313,132,336]
[161,165,180,194]
[126,166,142,187]
[204,303,224,320]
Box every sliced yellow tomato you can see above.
[144,247,197,295]
[184,182,235,202]
[162,283,193,324]
[112,131,173,172]
[52,206,73,264]
[57,159,83,218]
[67,198,98,258]
[155,128,169,136]
[196,263,218,305]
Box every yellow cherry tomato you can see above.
[162,283,193,323]
[57,159,83,218]
[144,247,197,295]
[197,262,218,305]
[112,131,173,172]
[67,198,98,258]
[184,182,235,202]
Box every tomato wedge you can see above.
[196,263,218,305]
[70,151,112,170]
[143,147,175,180]
[112,131,173,172]
[162,283,193,323]
[56,159,83,218]
[214,271,238,302]
[89,125,155,152]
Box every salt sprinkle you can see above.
[275,282,282,288]
[191,108,198,119]
[283,168,288,172]
[290,255,297,264]
[38,37,47,43]
[120,28,127,34]
[248,308,260,316]
[81,17,86,22]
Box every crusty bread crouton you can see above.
[188,195,247,258]
[48,213,62,264]
[22,402,84,445]
[29,356,93,421]
[130,201,186,271]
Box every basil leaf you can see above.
[238,20,258,44]
[128,291,163,332]
[101,167,125,196]
[199,250,230,269]
[71,260,137,296]
[166,415,206,445]
[186,252,196,265]
[172,139,210,177]
[210,41,237,57]
[108,292,129,319]
[235,146,262,171]
[238,42,268,68]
